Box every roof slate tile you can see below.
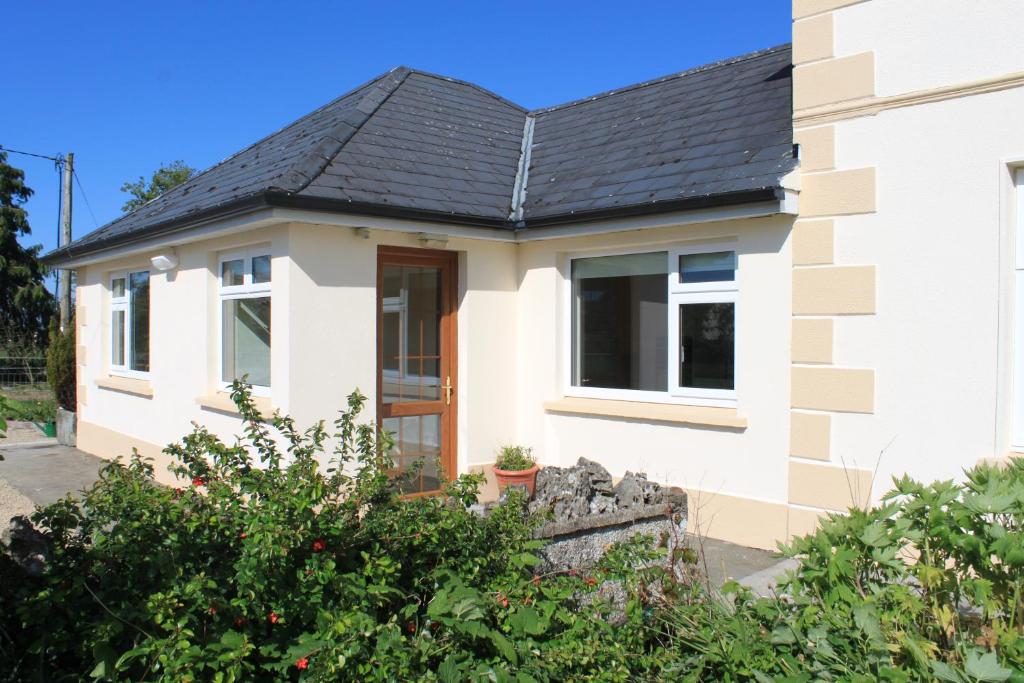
[51,45,795,260]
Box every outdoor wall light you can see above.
[151,250,179,271]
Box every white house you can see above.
[45,0,1024,549]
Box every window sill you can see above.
[543,397,747,429]
[196,392,273,419]
[95,375,154,398]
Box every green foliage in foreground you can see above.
[0,382,1022,681]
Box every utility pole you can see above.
[58,152,73,332]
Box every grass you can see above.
[0,389,55,422]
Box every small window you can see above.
[110,269,150,375]
[219,248,271,390]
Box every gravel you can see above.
[0,476,36,544]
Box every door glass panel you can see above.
[381,264,441,403]
[383,414,441,494]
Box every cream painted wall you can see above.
[285,223,518,473]
[834,0,1024,97]
[514,215,794,505]
[77,225,292,481]
[824,87,1024,498]
[809,0,1024,498]
[77,221,518,481]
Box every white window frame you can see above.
[1012,169,1024,449]
[668,243,738,406]
[109,269,150,379]
[217,246,272,397]
[562,242,738,408]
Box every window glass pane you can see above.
[380,265,441,403]
[222,297,271,387]
[129,272,150,372]
[680,251,735,284]
[112,310,125,366]
[252,255,271,284]
[679,302,734,390]
[383,414,441,494]
[572,253,667,391]
[112,278,125,298]
[221,259,244,287]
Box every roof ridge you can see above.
[274,67,413,193]
[529,43,791,115]
[398,67,529,113]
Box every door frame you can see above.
[376,245,458,496]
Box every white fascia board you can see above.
[60,198,791,268]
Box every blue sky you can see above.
[4,1,790,260]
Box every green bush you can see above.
[45,315,76,412]
[1,382,1021,681]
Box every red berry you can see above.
[192,477,204,487]
[312,538,326,553]
[568,569,577,577]
[295,657,309,670]
[531,576,541,586]
[268,611,279,624]
[239,532,247,539]
[406,622,416,633]
[234,617,246,627]
[585,577,597,587]
[208,606,217,615]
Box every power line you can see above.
[0,145,62,163]
[73,170,99,229]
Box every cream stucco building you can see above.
[45,0,1024,549]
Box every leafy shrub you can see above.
[45,315,75,411]
[495,445,535,472]
[1,383,1021,681]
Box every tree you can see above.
[120,160,197,212]
[0,150,54,347]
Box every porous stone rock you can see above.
[522,458,688,573]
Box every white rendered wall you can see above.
[514,215,793,505]
[835,0,1024,97]
[833,90,1024,495]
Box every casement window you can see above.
[110,270,150,376]
[218,248,271,393]
[1013,169,1024,449]
[568,244,737,407]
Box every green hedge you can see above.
[0,383,1021,681]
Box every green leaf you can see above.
[510,606,546,636]
[438,655,461,683]
[490,631,518,665]
[931,660,967,683]
[964,650,1011,682]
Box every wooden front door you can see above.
[377,246,457,495]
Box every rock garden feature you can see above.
[523,458,687,572]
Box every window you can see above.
[569,245,737,406]
[110,270,150,375]
[219,248,271,391]
[1013,169,1024,449]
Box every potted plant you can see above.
[493,445,539,498]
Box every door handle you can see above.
[442,376,453,405]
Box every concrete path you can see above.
[0,442,106,507]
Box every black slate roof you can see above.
[48,44,794,262]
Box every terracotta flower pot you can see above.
[493,463,540,499]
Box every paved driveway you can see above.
[0,442,106,507]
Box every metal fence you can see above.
[0,356,48,388]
